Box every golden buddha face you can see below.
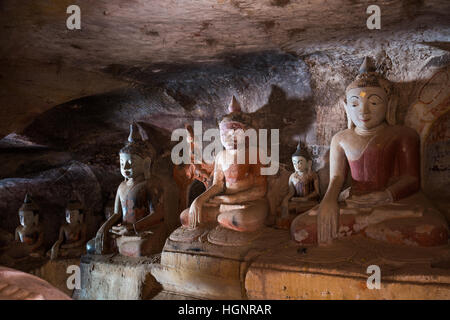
[66,209,81,224]
[345,87,388,130]
[292,155,309,173]
[119,152,146,179]
[19,210,36,228]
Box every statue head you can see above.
[292,142,312,174]
[219,96,253,150]
[65,198,83,224]
[19,194,39,228]
[344,57,397,130]
[119,122,153,180]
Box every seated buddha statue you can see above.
[277,142,319,229]
[49,198,87,260]
[291,57,449,246]
[9,194,44,259]
[90,123,166,257]
[177,96,268,242]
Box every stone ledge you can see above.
[245,235,450,299]
[73,254,162,300]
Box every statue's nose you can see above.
[361,101,371,114]
[124,161,132,169]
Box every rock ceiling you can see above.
[0,0,449,139]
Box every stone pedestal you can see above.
[73,254,161,300]
[30,258,80,297]
[245,235,450,299]
[151,226,288,299]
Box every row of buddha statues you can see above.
[1,57,448,265]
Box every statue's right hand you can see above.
[188,199,203,229]
[317,200,339,245]
[94,227,106,254]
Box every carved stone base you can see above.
[151,226,288,299]
[73,254,162,300]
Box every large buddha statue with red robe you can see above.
[290,57,449,246]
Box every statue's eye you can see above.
[350,99,359,107]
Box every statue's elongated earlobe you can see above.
[342,99,355,129]
[386,92,398,126]
[144,157,152,180]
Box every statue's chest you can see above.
[292,173,314,197]
[224,163,252,183]
[64,226,81,242]
[119,182,151,223]
[20,230,38,245]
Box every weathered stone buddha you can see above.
[11,194,44,258]
[291,57,449,246]
[90,123,166,257]
[277,142,319,229]
[176,96,268,243]
[49,198,87,260]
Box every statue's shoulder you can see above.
[332,128,353,143]
[387,125,420,141]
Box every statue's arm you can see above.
[317,134,347,244]
[94,192,121,253]
[31,228,44,251]
[386,130,421,201]
[50,227,64,258]
[134,187,165,232]
[195,154,225,203]
[324,135,347,202]
[306,174,320,200]
[284,175,296,200]
[14,228,20,241]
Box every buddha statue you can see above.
[49,198,87,260]
[277,142,319,229]
[291,57,449,246]
[177,96,268,242]
[12,194,44,258]
[89,123,166,257]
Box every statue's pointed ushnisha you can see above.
[290,56,449,247]
[359,56,376,74]
[228,95,242,113]
[128,122,140,143]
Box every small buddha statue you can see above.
[49,198,87,260]
[277,142,319,229]
[13,194,44,258]
[291,57,449,246]
[178,96,268,241]
[90,123,166,257]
